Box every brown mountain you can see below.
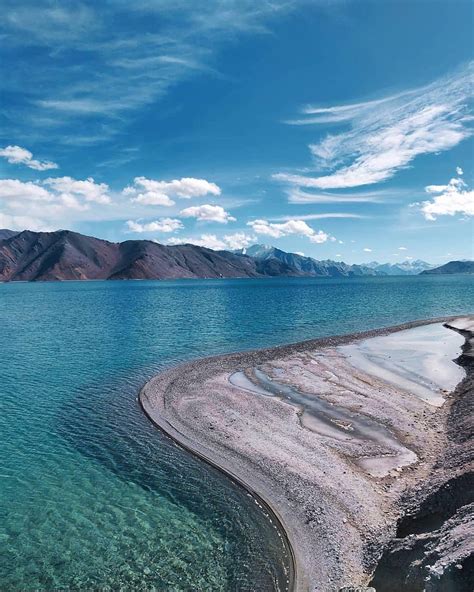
[0,229,299,282]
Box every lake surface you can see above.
[1,276,472,590]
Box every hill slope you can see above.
[421,261,474,275]
[0,229,18,241]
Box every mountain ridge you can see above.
[0,230,300,282]
[1,230,465,282]
[234,244,383,277]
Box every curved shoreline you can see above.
[139,316,468,591]
[138,394,297,592]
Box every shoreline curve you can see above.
[139,316,469,591]
[138,394,297,592]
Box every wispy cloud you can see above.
[414,168,474,220]
[272,213,367,221]
[286,187,395,204]
[0,145,58,170]
[276,63,473,190]
[284,94,408,125]
[0,1,308,144]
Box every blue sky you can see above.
[0,0,473,264]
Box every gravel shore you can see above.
[140,317,472,591]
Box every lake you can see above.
[1,275,472,590]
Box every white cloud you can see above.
[247,218,333,244]
[416,170,474,220]
[310,230,333,244]
[0,172,226,233]
[127,190,174,207]
[125,176,220,207]
[166,232,256,251]
[58,194,89,211]
[221,232,256,250]
[44,176,111,204]
[166,234,226,250]
[363,248,372,252]
[456,166,464,176]
[0,176,114,214]
[0,178,54,202]
[398,246,407,250]
[126,218,184,233]
[248,218,308,238]
[180,204,235,223]
[0,212,52,232]
[0,145,58,171]
[0,176,114,230]
[276,63,473,190]
[156,178,221,199]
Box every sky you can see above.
[0,0,473,264]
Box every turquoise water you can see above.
[0,276,472,591]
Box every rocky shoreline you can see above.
[369,318,474,591]
[140,317,473,591]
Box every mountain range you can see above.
[364,259,435,275]
[236,244,435,276]
[235,244,383,277]
[0,230,300,282]
[0,230,470,282]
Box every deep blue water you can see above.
[0,276,472,590]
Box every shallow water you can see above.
[340,323,466,406]
[0,275,472,590]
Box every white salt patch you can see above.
[340,323,465,407]
[229,371,273,396]
[357,449,418,478]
